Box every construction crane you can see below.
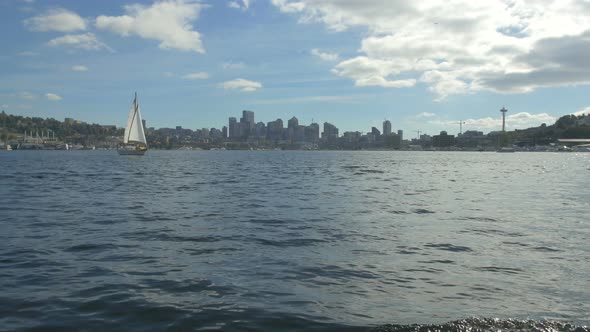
[415,130,422,139]
[457,120,466,135]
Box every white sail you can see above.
[123,94,147,145]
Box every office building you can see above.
[305,123,320,143]
[371,127,381,137]
[322,122,339,140]
[229,117,237,139]
[433,131,455,147]
[267,119,284,141]
[383,120,392,136]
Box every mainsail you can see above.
[123,93,147,145]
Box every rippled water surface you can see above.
[1,151,589,331]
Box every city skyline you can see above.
[1,0,590,135]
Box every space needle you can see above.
[500,107,508,132]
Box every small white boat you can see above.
[573,144,590,152]
[497,147,515,153]
[118,93,147,156]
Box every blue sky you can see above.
[1,0,589,136]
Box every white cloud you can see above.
[228,0,250,10]
[182,72,209,79]
[272,1,590,99]
[311,48,339,61]
[355,77,416,88]
[253,95,366,105]
[46,93,62,101]
[24,8,86,32]
[96,0,205,53]
[331,56,416,87]
[19,91,37,100]
[573,106,590,116]
[417,112,436,118]
[222,78,262,92]
[430,112,556,131]
[271,0,305,13]
[47,33,111,51]
[71,65,88,71]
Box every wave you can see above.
[371,318,589,332]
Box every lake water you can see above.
[1,150,589,331]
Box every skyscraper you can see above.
[254,122,266,139]
[305,123,320,143]
[383,120,391,136]
[240,110,255,138]
[397,130,403,141]
[288,117,299,129]
[241,110,255,128]
[228,117,237,139]
[371,127,381,137]
[287,117,299,141]
[322,122,339,140]
[267,119,284,141]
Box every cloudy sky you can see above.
[1,0,589,135]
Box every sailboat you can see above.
[118,92,147,155]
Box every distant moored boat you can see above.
[497,147,515,153]
[118,92,147,156]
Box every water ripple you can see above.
[1,151,589,330]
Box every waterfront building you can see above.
[236,111,254,138]
[456,130,489,148]
[398,130,404,141]
[383,120,392,136]
[433,131,455,148]
[267,119,284,141]
[254,122,267,139]
[322,122,339,140]
[386,132,402,148]
[343,131,361,143]
[241,110,255,128]
[210,128,223,141]
[371,127,381,138]
[287,117,299,141]
[228,117,238,139]
[288,117,299,129]
[305,123,320,143]
[420,134,432,143]
[222,126,228,138]
[294,125,306,142]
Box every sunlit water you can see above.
[1,150,589,331]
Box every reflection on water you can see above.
[1,151,589,331]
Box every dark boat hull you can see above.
[117,148,147,156]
